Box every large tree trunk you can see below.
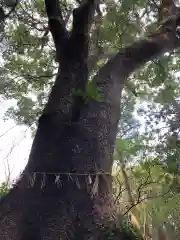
[0,0,180,239]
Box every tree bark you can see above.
[0,0,180,239]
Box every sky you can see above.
[0,99,32,184]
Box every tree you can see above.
[130,159,180,240]
[113,152,180,239]
[0,0,180,239]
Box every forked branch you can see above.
[45,0,98,62]
[43,0,97,119]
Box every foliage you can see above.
[73,81,104,102]
[0,182,9,199]
[102,217,143,240]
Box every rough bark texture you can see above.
[0,0,180,239]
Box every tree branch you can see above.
[44,0,69,62]
[122,189,171,216]
[71,0,97,52]
[67,0,98,122]
[0,0,19,24]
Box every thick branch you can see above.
[77,22,180,179]
[45,0,68,61]
[94,27,180,98]
[45,0,64,27]
[66,0,98,122]
[71,0,97,50]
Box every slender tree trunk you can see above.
[163,222,176,240]
[119,157,151,238]
[0,0,180,239]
